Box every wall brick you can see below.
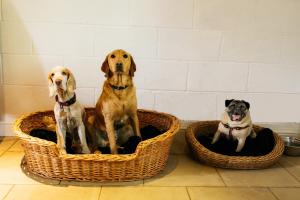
[27,23,94,56]
[1,22,32,54]
[252,0,284,32]
[188,62,248,92]
[94,27,157,59]
[130,0,193,28]
[3,85,94,123]
[194,0,254,30]
[220,31,282,63]
[75,88,95,107]
[3,55,63,85]
[282,33,300,65]
[282,0,300,32]
[135,60,188,90]
[217,93,300,122]
[158,29,221,61]
[3,85,54,122]
[63,57,105,88]
[3,0,129,25]
[136,90,155,109]
[155,92,217,120]
[248,64,300,93]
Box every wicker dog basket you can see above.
[186,121,284,169]
[14,108,180,182]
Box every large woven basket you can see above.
[14,108,180,182]
[186,121,284,169]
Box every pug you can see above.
[212,99,256,152]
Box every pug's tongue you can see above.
[232,114,240,121]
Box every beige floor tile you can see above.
[100,186,189,200]
[279,156,300,181]
[218,164,300,187]
[0,185,13,200]
[0,152,58,185]
[270,188,300,200]
[0,137,17,151]
[5,185,100,200]
[7,140,23,152]
[188,187,276,200]
[144,155,224,186]
[60,180,143,187]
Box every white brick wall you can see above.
[1,0,300,136]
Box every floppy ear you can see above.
[129,55,136,77]
[66,70,76,93]
[101,55,112,77]
[225,99,234,107]
[242,100,250,109]
[48,72,56,97]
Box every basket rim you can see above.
[186,120,284,161]
[14,108,180,161]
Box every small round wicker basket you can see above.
[14,108,180,182]
[186,121,284,169]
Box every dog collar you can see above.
[222,122,250,140]
[55,94,76,109]
[109,84,128,90]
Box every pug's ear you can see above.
[48,72,56,97]
[225,99,234,107]
[242,100,250,109]
[129,55,136,77]
[101,55,112,78]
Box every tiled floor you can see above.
[0,135,300,200]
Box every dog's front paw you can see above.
[111,147,118,154]
[81,146,91,154]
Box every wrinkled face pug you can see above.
[211,99,256,152]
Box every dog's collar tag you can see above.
[109,84,128,90]
[55,94,76,109]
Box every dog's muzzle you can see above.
[116,63,123,72]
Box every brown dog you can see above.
[90,49,141,154]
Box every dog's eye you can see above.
[123,54,128,58]
[111,54,115,58]
[51,73,54,77]
[62,71,67,76]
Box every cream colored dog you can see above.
[212,99,256,152]
[48,66,90,154]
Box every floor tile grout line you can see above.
[97,187,102,200]
[185,187,192,200]
[278,161,300,183]
[267,187,280,200]
[215,168,227,187]
[0,138,19,157]
[2,185,15,200]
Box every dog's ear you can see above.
[129,55,136,77]
[48,72,56,97]
[242,100,250,109]
[101,55,112,77]
[225,99,234,107]
[66,69,76,93]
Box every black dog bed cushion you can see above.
[197,128,275,156]
[30,125,163,154]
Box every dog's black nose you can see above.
[55,79,62,86]
[116,63,123,71]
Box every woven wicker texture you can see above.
[185,121,284,169]
[14,108,180,182]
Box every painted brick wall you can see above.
[1,0,300,135]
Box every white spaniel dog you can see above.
[48,66,90,154]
